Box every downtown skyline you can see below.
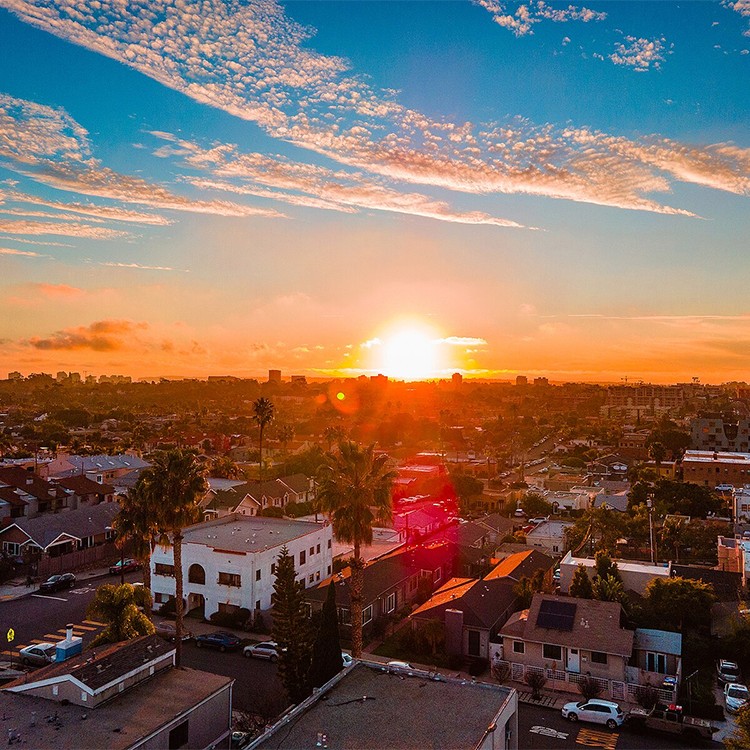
[0,0,748,383]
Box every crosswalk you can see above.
[2,619,106,661]
[575,727,619,750]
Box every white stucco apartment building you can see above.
[151,514,333,617]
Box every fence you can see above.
[37,542,119,577]
[496,659,676,704]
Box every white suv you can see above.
[562,699,625,729]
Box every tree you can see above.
[725,704,750,750]
[309,583,344,689]
[208,455,244,479]
[592,574,628,605]
[252,397,275,486]
[317,441,396,658]
[323,425,345,451]
[569,564,594,599]
[521,492,553,518]
[578,675,603,701]
[649,441,667,466]
[272,547,313,703]
[524,670,547,700]
[87,583,154,647]
[594,550,622,584]
[640,576,716,633]
[140,448,207,667]
[659,517,686,562]
[513,569,546,609]
[278,423,295,452]
[113,480,159,591]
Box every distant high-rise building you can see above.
[69,372,81,384]
[515,375,528,386]
[691,418,750,453]
[290,375,307,384]
[85,375,97,384]
[533,377,549,386]
[452,372,463,387]
[268,369,282,384]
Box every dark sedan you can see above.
[194,631,242,652]
[39,573,76,592]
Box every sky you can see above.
[0,0,748,383]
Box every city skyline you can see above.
[0,1,748,383]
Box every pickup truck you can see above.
[628,703,718,742]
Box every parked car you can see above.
[561,699,625,729]
[528,517,548,526]
[109,558,141,575]
[725,683,750,713]
[39,573,76,592]
[514,508,526,517]
[18,642,57,667]
[387,660,413,669]
[717,659,741,683]
[155,621,193,642]
[231,731,250,749]
[195,631,242,652]
[341,652,353,667]
[243,641,280,661]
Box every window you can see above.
[188,564,205,584]
[433,566,442,584]
[543,644,562,661]
[338,607,351,625]
[255,600,261,610]
[385,592,396,613]
[316,571,320,581]
[310,546,315,556]
[300,550,306,565]
[513,641,525,654]
[647,652,667,673]
[155,563,175,577]
[2,542,19,556]
[256,570,261,581]
[271,563,276,575]
[327,539,332,549]
[327,565,332,575]
[362,605,373,625]
[590,651,608,665]
[316,544,321,554]
[308,574,315,583]
[468,630,480,657]
[168,720,189,750]
[218,572,241,587]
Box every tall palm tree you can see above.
[140,449,207,667]
[113,479,159,591]
[87,583,155,647]
[316,441,396,657]
[252,397,275,489]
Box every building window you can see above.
[316,544,321,554]
[168,720,189,750]
[590,651,608,665]
[433,566,442,584]
[310,546,315,556]
[255,600,261,610]
[218,572,241,587]
[308,574,315,584]
[362,605,373,625]
[300,550,306,565]
[543,644,562,661]
[327,565,332,575]
[271,563,276,575]
[256,570,261,581]
[188,564,205,584]
[155,563,175,577]
[327,539,332,549]
[385,592,396,613]
[316,571,321,581]
[338,607,351,625]
[468,630,480,657]
[2,542,19,556]
[513,641,525,654]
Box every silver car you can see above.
[562,699,624,729]
[19,642,57,667]
[243,641,280,661]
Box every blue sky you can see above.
[0,1,748,381]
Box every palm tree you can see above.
[87,583,155,647]
[113,479,159,591]
[140,449,207,667]
[252,397,275,487]
[317,441,396,657]
[278,423,295,453]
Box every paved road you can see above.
[519,703,721,750]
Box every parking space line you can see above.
[43,634,65,641]
[83,620,105,626]
[74,624,98,631]
[31,594,68,602]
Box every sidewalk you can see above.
[0,565,113,602]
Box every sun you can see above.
[375,323,443,380]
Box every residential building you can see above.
[250,661,518,750]
[525,520,573,555]
[591,487,630,512]
[202,475,314,519]
[268,369,281,383]
[629,629,682,688]
[558,552,670,596]
[1,635,233,749]
[41,453,150,484]
[601,384,686,419]
[732,486,750,523]
[151,514,333,617]
[682,449,750,488]
[691,418,750,453]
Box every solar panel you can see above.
[536,599,577,631]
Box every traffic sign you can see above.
[6,627,14,643]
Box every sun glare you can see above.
[376,324,443,380]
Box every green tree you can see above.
[569,564,594,599]
[649,441,667,465]
[725,704,750,750]
[309,583,344,689]
[272,547,313,703]
[594,550,622,584]
[113,480,160,591]
[140,448,207,667]
[513,569,546,609]
[87,583,154,647]
[252,397,275,486]
[592,574,628,605]
[278,423,295,452]
[521,492,553,518]
[658,517,686,563]
[640,576,716,633]
[317,441,396,658]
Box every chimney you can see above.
[66,623,74,640]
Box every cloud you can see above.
[438,336,488,346]
[98,261,187,272]
[27,319,148,351]
[723,0,750,36]
[34,283,85,298]
[2,0,748,217]
[610,35,667,71]
[360,337,382,349]
[0,219,129,239]
[0,246,49,257]
[0,236,71,246]
[473,0,605,37]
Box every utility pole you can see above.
[647,495,657,564]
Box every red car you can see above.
[109,558,142,575]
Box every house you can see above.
[305,543,454,640]
[546,489,591,512]
[682,449,750,488]
[55,475,115,508]
[1,634,233,749]
[42,453,150,484]
[525,520,573,555]
[473,513,519,544]
[559,551,670,596]
[591,487,630,512]
[732,486,750,523]
[250,660,518,750]
[0,502,119,575]
[0,466,70,517]
[202,476,314,519]
[151,514,333,617]
[628,628,682,688]
[499,594,634,685]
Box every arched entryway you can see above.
[188,563,206,584]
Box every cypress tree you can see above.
[569,564,594,599]
[309,583,344,689]
[271,547,313,704]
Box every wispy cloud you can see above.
[474,0,605,37]
[438,336,488,346]
[0,236,71,247]
[97,261,187,272]
[0,246,49,257]
[0,219,129,239]
[610,35,668,71]
[2,0,748,218]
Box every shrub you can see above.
[158,598,176,618]
[635,684,659,709]
[491,660,510,683]
[259,507,284,518]
[578,675,603,701]
[524,670,547,700]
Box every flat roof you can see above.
[183,514,324,553]
[253,662,514,750]
[683,450,750,464]
[0,667,231,749]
